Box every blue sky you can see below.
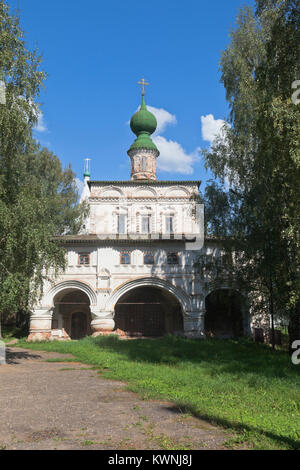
[8,0,254,190]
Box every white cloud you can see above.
[128,104,199,174]
[128,105,177,135]
[146,106,177,135]
[201,114,226,144]
[153,136,199,175]
[35,110,47,132]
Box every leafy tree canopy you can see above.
[202,0,300,346]
[0,1,87,318]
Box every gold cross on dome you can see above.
[138,78,149,96]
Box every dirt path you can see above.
[0,346,228,450]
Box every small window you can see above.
[78,253,90,265]
[118,214,126,234]
[120,252,131,265]
[144,252,154,265]
[141,215,151,234]
[167,252,179,265]
[141,157,147,171]
[165,216,174,234]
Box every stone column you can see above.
[90,310,115,337]
[197,311,206,337]
[27,308,53,342]
[183,311,206,339]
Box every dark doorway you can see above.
[205,289,245,338]
[114,286,183,337]
[52,289,91,339]
[71,312,88,339]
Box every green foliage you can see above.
[1,324,25,342]
[202,0,300,340]
[0,1,87,316]
[18,336,300,450]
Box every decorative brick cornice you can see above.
[54,234,196,245]
[89,180,201,187]
[89,197,192,203]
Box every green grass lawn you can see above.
[17,335,300,450]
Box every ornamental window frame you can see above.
[78,252,90,266]
[141,215,151,234]
[165,215,175,234]
[120,252,131,265]
[137,208,154,234]
[117,214,127,234]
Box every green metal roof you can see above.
[128,133,158,153]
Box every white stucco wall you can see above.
[29,180,251,340]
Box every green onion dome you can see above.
[130,95,157,135]
[128,96,159,153]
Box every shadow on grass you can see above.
[91,335,297,380]
[167,402,300,450]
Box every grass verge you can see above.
[17,335,300,450]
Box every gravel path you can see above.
[0,346,228,450]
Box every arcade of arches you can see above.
[49,286,247,340]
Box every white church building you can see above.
[28,87,251,341]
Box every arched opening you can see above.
[52,289,92,339]
[205,289,245,338]
[114,286,183,337]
